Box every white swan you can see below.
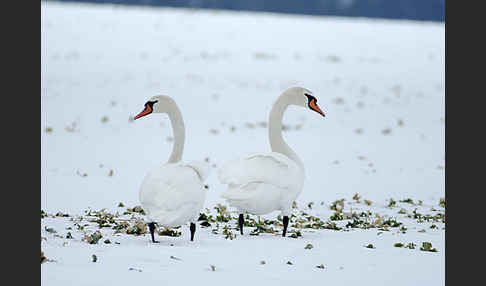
[133,95,209,242]
[218,87,325,237]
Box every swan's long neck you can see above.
[166,101,185,163]
[268,92,304,170]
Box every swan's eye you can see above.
[304,93,315,103]
[147,100,158,108]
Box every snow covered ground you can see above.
[41,1,444,285]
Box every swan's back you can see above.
[218,152,304,215]
[219,152,303,189]
[139,163,207,227]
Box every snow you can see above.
[41,1,444,285]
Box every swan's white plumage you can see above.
[185,160,211,182]
[218,152,304,215]
[139,162,208,227]
[134,95,211,233]
[218,87,323,219]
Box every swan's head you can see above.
[133,95,172,120]
[285,87,326,117]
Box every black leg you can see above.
[282,216,289,237]
[238,214,244,235]
[148,222,159,243]
[190,223,196,241]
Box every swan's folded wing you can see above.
[140,165,205,212]
[145,198,202,226]
[218,152,301,190]
[220,182,284,215]
[184,160,211,182]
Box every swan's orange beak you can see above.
[309,98,325,117]
[134,104,153,120]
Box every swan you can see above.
[218,87,325,237]
[133,95,209,243]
